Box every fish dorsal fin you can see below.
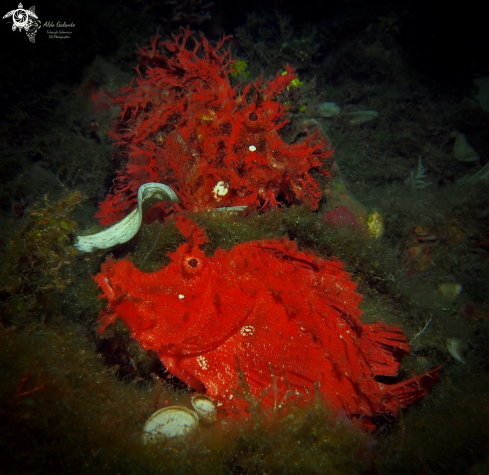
[175,216,209,252]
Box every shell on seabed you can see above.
[191,393,217,425]
[452,132,480,162]
[438,283,463,303]
[347,110,379,125]
[317,101,341,117]
[446,337,468,364]
[142,406,199,444]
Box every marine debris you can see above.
[75,183,177,252]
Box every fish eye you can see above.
[183,256,202,275]
[188,258,199,268]
[248,112,258,121]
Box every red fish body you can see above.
[95,217,439,418]
[96,29,333,225]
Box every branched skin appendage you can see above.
[97,28,334,226]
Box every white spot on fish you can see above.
[196,355,209,370]
[240,325,256,337]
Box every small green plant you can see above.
[229,59,250,79]
[405,156,431,190]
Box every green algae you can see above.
[0,190,86,321]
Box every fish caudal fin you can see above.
[383,366,442,409]
[361,322,441,411]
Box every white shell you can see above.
[191,394,217,425]
[347,110,379,124]
[317,102,341,117]
[142,406,199,444]
[438,283,463,302]
[452,132,480,162]
[446,337,468,364]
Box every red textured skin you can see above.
[96,28,334,225]
[95,218,440,418]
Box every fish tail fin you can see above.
[383,366,442,408]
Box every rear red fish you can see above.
[95,217,439,418]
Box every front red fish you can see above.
[95,217,439,419]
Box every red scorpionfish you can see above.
[95,217,440,421]
[96,28,333,225]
